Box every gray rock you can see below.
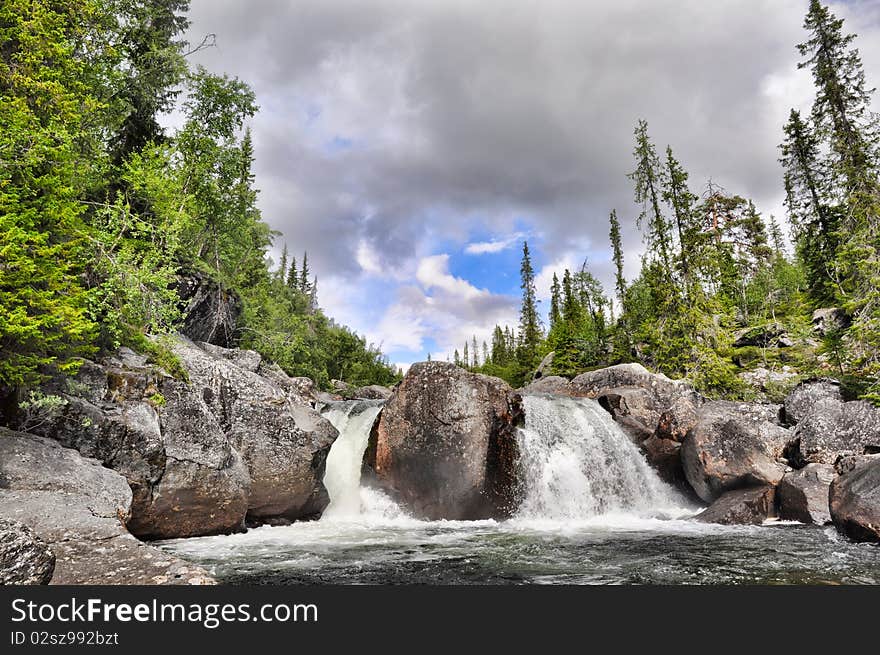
[171,338,337,523]
[777,464,834,524]
[695,485,776,525]
[175,271,242,348]
[733,323,789,348]
[198,341,261,372]
[791,399,880,466]
[352,385,393,400]
[783,379,844,426]
[571,363,696,406]
[0,518,55,585]
[681,401,791,503]
[829,455,880,543]
[521,375,572,395]
[0,429,213,584]
[365,361,522,520]
[811,307,850,337]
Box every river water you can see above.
[159,395,880,584]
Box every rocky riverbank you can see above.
[2,343,879,584]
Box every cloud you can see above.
[181,0,880,358]
[465,232,526,255]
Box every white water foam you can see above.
[514,394,692,523]
[320,400,408,522]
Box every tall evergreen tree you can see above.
[300,251,311,294]
[629,120,673,275]
[549,273,562,328]
[608,210,626,305]
[518,241,542,367]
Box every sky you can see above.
[180,0,880,370]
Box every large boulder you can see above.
[783,379,844,426]
[175,270,243,348]
[681,401,791,503]
[829,456,880,543]
[570,364,701,439]
[0,429,213,584]
[790,399,880,467]
[777,464,834,525]
[521,375,572,395]
[28,337,337,538]
[170,339,338,523]
[0,518,55,585]
[364,362,522,520]
[695,485,776,525]
[32,358,251,540]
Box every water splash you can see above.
[320,400,406,521]
[514,394,689,521]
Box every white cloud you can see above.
[464,232,526,255]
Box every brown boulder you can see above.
[365,362,522,520]
[695,485,776,525]
[829,456,880,543]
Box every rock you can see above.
[532,351,555,380]
[733,322,789,348]
[739,367,799,393]
[352,385,393,401]
[641,436,686,486]
[521,375,572,395]
[595,386,663,442]
[783,379,844,426]
[170,339,337,523]
[198,341,261,372]
[364,361,522,520]
[571,364,701,445]
[811,307,850,337]
[790,399,880,467]
[0,518,55,585]
[681,401,791,503]
[695,485,776,525]
[32,363,251,540]
[571,363,695,404]
[0,429,213,584]
[175,270,242,348]
[777,464,834,524]
[829,456,880,543]
[656,396,699,442]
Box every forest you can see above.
[454,1,880,402]
[0,0,402,393]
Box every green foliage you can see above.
[17,391,68,433]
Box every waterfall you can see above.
[515,394,687,521]
[320,400,403,520]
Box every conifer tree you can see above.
[609,210,627,305]
[287,255,299,290]
[549,273,562,328]
[300,252,311,294]
[518,241,542,367]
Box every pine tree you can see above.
[287,255,299,290]
[300,252,311,294]
[462,342,469,369]
[663,146,700,281]
[609,210,627,305]
[518,241,542,367]
[780,108,836,302]
[629,120,673,275]
[471,335,479,367]
[798,0,878,197]
[549,273,562,328]
[277,244,289,284]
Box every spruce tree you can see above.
[609,210,627,305]
[287,255,299,290]
[300,252,311,294]
[629,120,673,276]
[549,273,562,328]
[518,241,542,367]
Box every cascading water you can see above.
[319,400,404,520]
[514,394,688,521]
